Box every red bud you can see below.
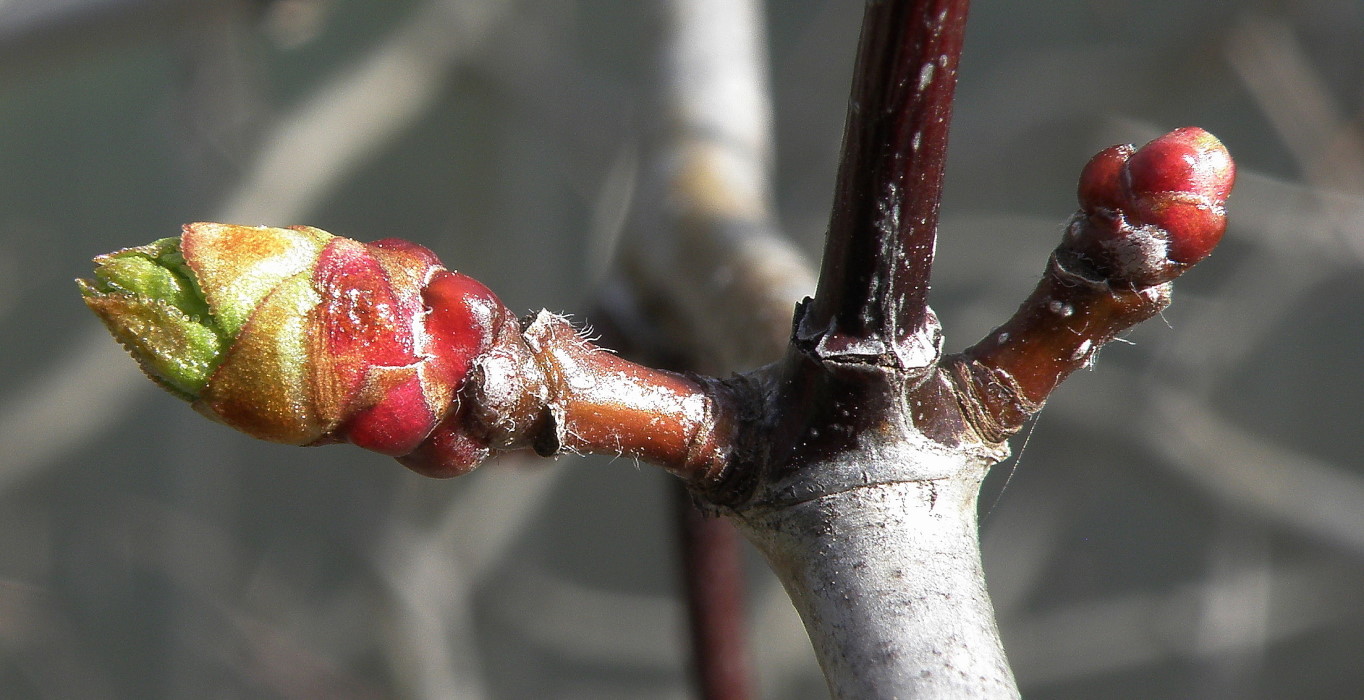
[1069,127,1235,284]
[1125,127,1235,205]
[1077,144,1133,214]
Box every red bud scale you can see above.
[1068,127,1234,285]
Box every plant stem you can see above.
[735,476,1016,698]
[590,292,757,700]
[948,264,1168,441]
[717,2,1021,696]
[804,0,970,365]
[675,484,754,700]
[468,312,743,488]
[948,127,1234,440]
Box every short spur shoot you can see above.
[79,222,739,485]
[947,127,1235,442]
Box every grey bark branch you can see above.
[736,477,1016,697]
[727,347,1019,697]
[633,0,1023,696]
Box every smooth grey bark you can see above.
[641,0,1023,696]
[736,477,1015,698]
[718,327,1020,698]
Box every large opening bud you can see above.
[80,223,508,476]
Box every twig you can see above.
[1226,14,1364,194]
[949,127,1233,440]
[1149,388,1364,558]
[590,286,757,700]
[218,0,508,224]
[803,0,969,365]
[376,459,565,699]
[1006,557,1363,688]
[0,0,198,78]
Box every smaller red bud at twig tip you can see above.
[951,127,1236,441]
[1069,127,1235,286]
[1077,144,1134,215]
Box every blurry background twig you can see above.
[2,0,1362,697]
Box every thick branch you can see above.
[735,477,1015,698]
[804,0,969,365]
[713,3,1020,694]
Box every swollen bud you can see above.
[1067,127,1235,286]
[79,223,515,477]
[1124,127,1235,264]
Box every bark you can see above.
[710,328,1020,698]
[735,478,1013,697]
[686,1,1024,696]
[627,0,1025,695]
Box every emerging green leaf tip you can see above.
[78,237,229,399]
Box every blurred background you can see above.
[2,0,1362,697]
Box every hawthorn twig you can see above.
[947,127,1234,440]
[71,4,1246,697]
[803,0,969,364]
[467,311,743,487]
